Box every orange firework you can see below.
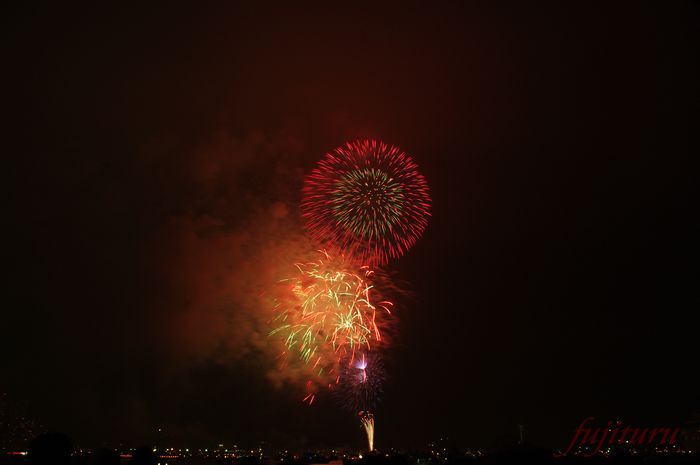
[269,251,393,386]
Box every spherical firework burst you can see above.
[269,251,393,393]
[302,140,431,266]
[334,352,386,414]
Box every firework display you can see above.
[301,140,431,267]
[268,139,430,451]
[269,251,392,380]
[334,352,385,414]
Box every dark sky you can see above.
[3,2,696,452]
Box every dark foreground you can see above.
[2,439,699,465]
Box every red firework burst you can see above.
[301,140,431,266]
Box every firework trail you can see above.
[302,139,431,267]
[360,411,375,452]
[334,352,386,414]
[335,353,384,451]
[269,251,393,401]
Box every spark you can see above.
[269,252,392,391]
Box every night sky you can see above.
[3,2,696,452]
